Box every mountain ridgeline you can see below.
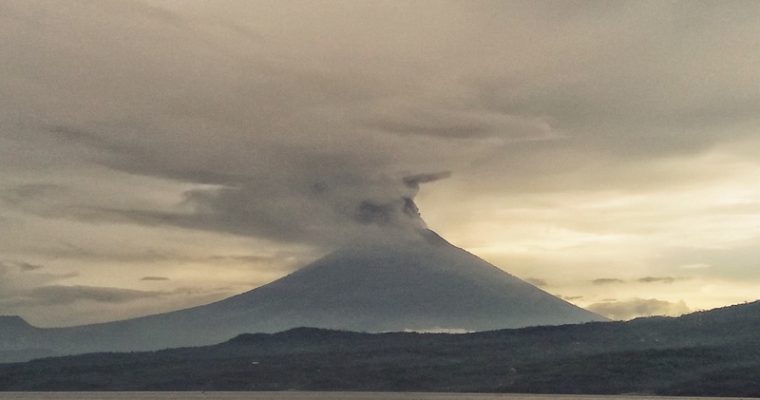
[2,301,760,395]
[0,229,604,362]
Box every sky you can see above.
[2,0,760,327]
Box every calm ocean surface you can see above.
[0,394,754,400]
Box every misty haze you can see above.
[2,0,760,397]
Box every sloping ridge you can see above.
[0,316,32,332]
[4,229,605,357]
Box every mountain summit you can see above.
[207,228,604,332]
[1,228,604,360]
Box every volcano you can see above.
[1,228,604,360]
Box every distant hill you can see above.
[0,316,54,363]
[0,229,603,361]
[2,301,759,395]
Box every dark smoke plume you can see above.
[354,171,451,229]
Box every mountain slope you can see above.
[1,229,603,359]
[207,229,603,332]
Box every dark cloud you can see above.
[361,107,552,141]
[0,262,76,285]
[43,125,247,186]
[25,242,181,264]
[16,262,43,272]
[0,261,44,272]
[0,184,65,207]
[587,298,690,321]
[30,243,309,272]
[140,276,170,281]
[55,171,439,245]
[591,278,625,285]
[355,197,424,229]
[637,276,686,284]
[590,277,688,285]
[560,295,583,301]
[24,285,165,306]
[355,200,402,226]
[590,277,689,286]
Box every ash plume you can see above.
[353,171,451,231]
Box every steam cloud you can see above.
[355,171,452,230]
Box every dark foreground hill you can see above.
[2,300,760,396]
[0,229,603,362]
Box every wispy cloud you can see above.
[637,276,687,284]
[23,285,165,306]
[140,276,170,281]
[592,278,625,285]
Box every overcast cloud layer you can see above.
[2,0,760,325]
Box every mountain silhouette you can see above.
[4,301,760,394]
[0,229,604,361]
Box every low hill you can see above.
[2,301,759,395]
